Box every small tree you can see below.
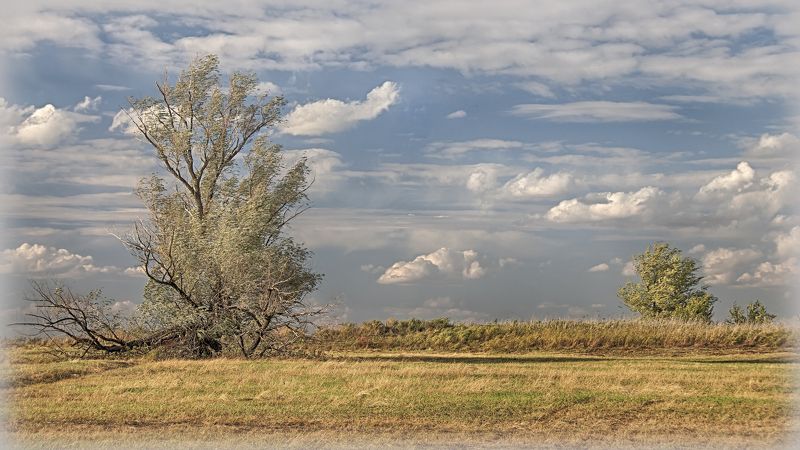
[727,300,776,324]
[618,242,716,322]
[20,55,325,358]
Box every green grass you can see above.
[4,344,799,448]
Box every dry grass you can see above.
[4,344,799,448]
[309,318,796,354]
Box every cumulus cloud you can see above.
[697,161,755,197]
[465,166,499,193]
[775,226,800,260]
[588,263,610,272]
[281,81,399,136]
[74,95,102,112]
[503,168,572,198]
[749,133,799,156]
[701,247,762,285]
[736,258,799,287]
[446,110,467,119]
[377,247,488,284]
[546,186,662,223]
[510,101,683,122]
[7,102,99,147]
[0,243,120,277]
[255,81,282,96]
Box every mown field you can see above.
[3,320,799,448]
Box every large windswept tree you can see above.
[618,242,716,322]
[22,55,324,358]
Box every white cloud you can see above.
[465,166,499,193]
[515,81,555,98]
[360,264,386,274]
[697,161,755,197]
[621,261,636,277]
[498,257,519,268]
[588,263,610,272]
[123,266,146,277]
[546,186,662,223]
[688,244,706,255]
[377,247,488,284]
[503,168,572,198]
[425,138,527,159]
[736,258,799,287]
[775,226,800,260]
[74,95,102,112]
[510,101,683,122]
[95,84,130,92]
[0,243,119,277]
[386,296,488,322]
[446,110,467,119]
[701,247,762,285]
[255,81,282,96]
[745,132,800,159]
[281,81,399,136]
[2,3,796,100]
[10,102,99,147]
[0,13,102,53]
[0,97,34,131]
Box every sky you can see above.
[1,0,798,330]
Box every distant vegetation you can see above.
[728,300,777,324]
[308,318,794,354]
[618,242,716,322]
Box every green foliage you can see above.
[617,242,716,322]
[727,300,776,324]
[122,55,323,358]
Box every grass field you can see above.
[4,344,799,449]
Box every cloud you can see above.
[546,186,662,223]
[510,101,683,122]
[3,3,797,100]
[621,261,637,276]
[377,247,488,284]
[744,132,799,159]
[386,296,488,322]
[426,139,527,159]
[588,263,610,272]
[502,168,572,198]
[280,148,345,193]
[0,13,102,53]
[775,226,800,260]
[515,81,555,98]
[701,247,762,285]
[688,244,706,255]
[255,81,282,96]
[10,102,99,147]
[95,84,130,92]
[360,264,386,274]
[465,166,499,193]
[0,97,34,132]
[74,95,102,112]
[445,110,467,119]
[281,81,399,136]
[536,302,605,318]
[0,243,120,277]
[736,258,799,287]
[697,161,755,197]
